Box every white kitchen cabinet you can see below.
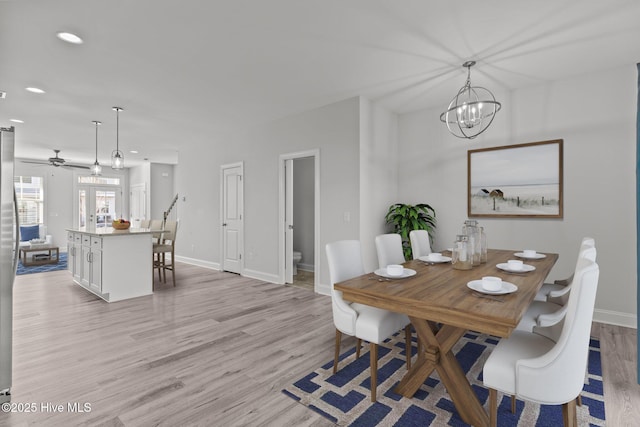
[66,227,153,302]
[66,231,82,283]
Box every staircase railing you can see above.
[163,193,179,227]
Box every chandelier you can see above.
[90,120,102,176]
[439,61,501,139]
[111,106,124,169]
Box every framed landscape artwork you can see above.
[468,139,563,218]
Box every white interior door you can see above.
[285,159,294,284]
[221,163,243,274]
[130,183,146,228]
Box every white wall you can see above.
[397,64,637,327]
[175,97,361,289]
[359,98,399,271]
[150,163,175,220]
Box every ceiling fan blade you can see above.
[20,160,49,165]
[62,164,91,170]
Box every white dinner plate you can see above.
[514,252,546,260]
[418,255,452,264]
[496,263,536,273]
[374,268,417,279]
[467,280,518,295]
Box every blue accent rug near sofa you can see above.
[283,332,605,426]
[16,252,67,275]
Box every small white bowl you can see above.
[507,259,524,270]
[523,249,537,258]
[386,264,404,277]
[427,252,443,262]
[481,276,502,292]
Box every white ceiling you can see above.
[1,0,639,167]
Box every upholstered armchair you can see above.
[18,224,52,248]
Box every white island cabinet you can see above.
[66,227,153,302]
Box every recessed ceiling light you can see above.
[25,87,45,94]
[57,32,83,44]
[129,150,139,154]
[10,119,24,123]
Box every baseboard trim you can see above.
[242,268,281,284]
[316,282,330,296]
[175,255,220,271]
[298,263,315,272]
[593,308,637,329]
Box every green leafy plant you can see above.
[384,203,436,259]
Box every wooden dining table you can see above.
[334,248,558,427]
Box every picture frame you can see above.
[468,139,563,218]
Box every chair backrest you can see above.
[375,233,405,269]
[537,246,597,327]
[149,219,164,243]
[516,257,599,405]
[548,242,597,303]
[326,240,365,336]
[409,230,431,260]
[162,220,179,244]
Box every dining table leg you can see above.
[394,317,490,427]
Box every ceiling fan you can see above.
[21,149,90,169]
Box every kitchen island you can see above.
[66,227,154,302]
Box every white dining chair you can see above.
[517,246,596,333]
[535,237,595,302]
[409,229,432,260]
[483,257,599,427]
[375,233,405,269]
[326,240,412,402]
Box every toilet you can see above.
[293,250,302,275]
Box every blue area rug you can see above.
[283,331,605,426]
[16,252,67,275]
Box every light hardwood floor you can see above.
[1,263,638,426]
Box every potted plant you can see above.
[384,203,436,259]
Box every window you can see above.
[14,176,44,225]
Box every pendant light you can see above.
[111,106,124,169]
[439,61,501,139]
[90,120,102,176]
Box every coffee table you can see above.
[19,244,60,267]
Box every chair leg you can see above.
[511,395,516,413]
[577,395,582,406]
[404,324,411,370]
[171,250,176,286]
[162,253,167,282]
[370,343,378,402]
[562,399,577,427]
[356,338,362,359]
[489,388,497,427]
[333,329,342,374]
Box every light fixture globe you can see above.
[111,107,125,170]
[91,120,102,176]
[440,61,501,139]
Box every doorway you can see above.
[78,187,122,228]
[279,150,319,291]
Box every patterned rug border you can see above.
[283,332,605,426]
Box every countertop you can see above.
[66,227,156,237]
